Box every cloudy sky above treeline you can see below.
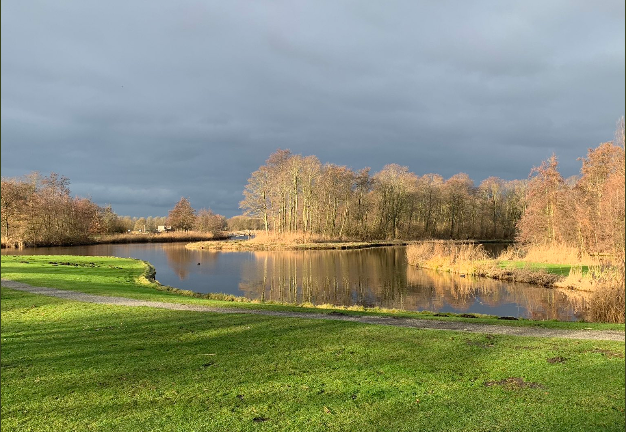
[2,0,624,217]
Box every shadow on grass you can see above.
[2,287,625,431]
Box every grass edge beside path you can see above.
[1,254,625,333]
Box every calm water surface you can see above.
[2,243,589,321]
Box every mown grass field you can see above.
[1,255,625,431]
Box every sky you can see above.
[2,1,624,218]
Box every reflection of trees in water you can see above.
[238,248,407,307]
[237,247,592,320]
[405,266,591,321]
[162,245,219,280]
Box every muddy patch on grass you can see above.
[48,261,99,268]
[484,377,544,389]
[547,356,568,363]
[591,349,624,359]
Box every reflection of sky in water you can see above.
[440,299,524,317]
[3,243,588,321]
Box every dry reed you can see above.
[498,244,604,266]
[247,230,332,245]
[97,231,226,244]
[406,241,490,275]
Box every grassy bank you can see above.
[405,241,623,287]
[2,257,624,431]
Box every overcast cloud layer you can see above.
[2,1,624,217]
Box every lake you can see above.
[2,242,590,321]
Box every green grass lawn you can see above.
[1,255,625,431]
[2,286,625,432]
[497,260,589,277]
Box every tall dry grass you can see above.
[498,244,603,266]
[247,231,335,245]
[96,231,227,244]
[406,241,490,275]
[588,257,625,323]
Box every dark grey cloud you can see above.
[2,0,624,217]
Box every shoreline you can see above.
[2,277,624,341]
[1,232,231,249]
[186,239,407,251]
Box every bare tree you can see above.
[195,209,226,235]
[167,197,196,232]
[442,173,474,239]
[517,155,573,246]
[372,164,418,239]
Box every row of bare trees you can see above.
[241,118,624,246]
[240,150,526,240]
[0,175,228,247]
[517,118,625,256]
[1,173,107,247]
[3,120,622,249]
[166,197,227,235]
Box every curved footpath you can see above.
[2,278,625,342]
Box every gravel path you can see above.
[2,278,625,341]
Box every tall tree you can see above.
[479,177,504,239]
[442,173,474,239]
[300,155,322,233]
[517,155,572,246]
[415,174,444,238]
[167,197,196,231]
[372,164,418,239]
[576,141,625,253]
[240,165,272,232]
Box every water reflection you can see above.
[405,265,589,321]
[2,244,590,321]
[235,247,588,321]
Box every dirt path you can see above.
[2,278,625,342]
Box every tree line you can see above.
[1,172,105,247]
[240,150,526,240]
[241,118,625,256]
[517,118,625,257]
[164,197,228,235]
[0,174,230,247]
[3,118,623,253]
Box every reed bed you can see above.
[405,241,490,275]
[187,231,398,251]
[407,241,625,323]
[498,244,603,266]
[95,231,228,244]
[246,230,333,245]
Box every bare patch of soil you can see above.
[591,349,624,359]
